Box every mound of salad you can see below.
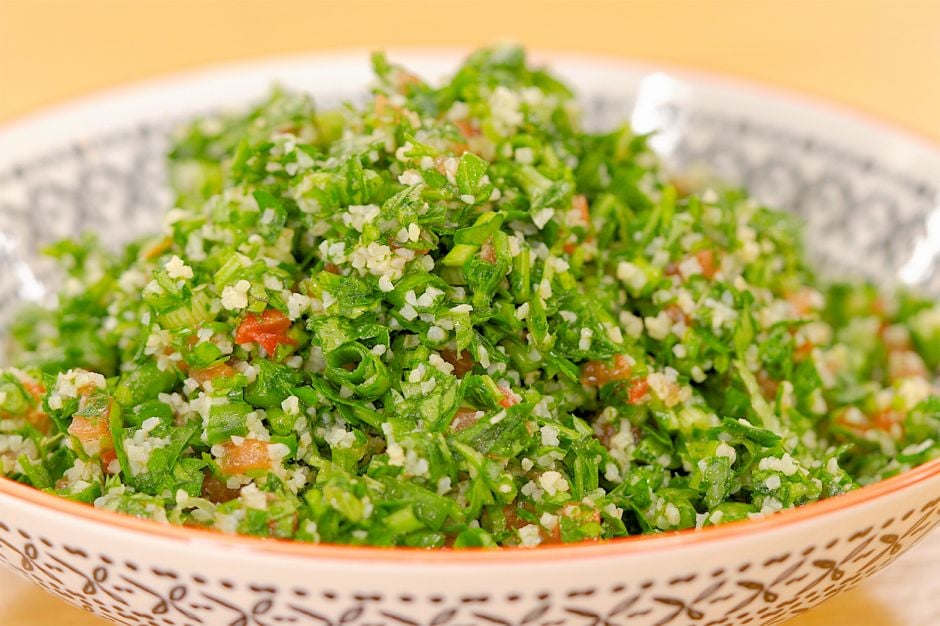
[1,47,938,548]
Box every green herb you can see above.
[2,46,937,547]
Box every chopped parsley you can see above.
[1,46,938,547]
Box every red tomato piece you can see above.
[627,377,650,405]
[218,439,272,475]
[234,309,297,355]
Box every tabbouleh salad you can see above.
[1,47,938,548]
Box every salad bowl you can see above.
[1,51,939,626]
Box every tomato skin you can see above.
[441,349,475,378]
[666,249,719,280]
[202,473,241,503]
[627,377,650,405]
[785,288,818,317]
[455,118,480,138]
[190,362,236,384]
[498,386,519,408]
[664,304,691,325]
[101,449,119,474]
[234,309,297,355]
[68,412,113,454]
[450,407,482,432]
[794,340,814,361]
[13,377,52,434]
[873,409,903,432]
[572,194,589,222]
[580,354,632,387]
[218,439,272,475]
[888,350,928,381]
[836,408,903,434]
[21,379,45,399]
[695,249,718,279]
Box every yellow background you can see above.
[1,0,939,624]
[2,0,940,142]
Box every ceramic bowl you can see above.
[1,51,939,626]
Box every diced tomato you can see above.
[580,354,633,387]
[26,409,52,434]
[101,449,119,474]
[837,407,902,434]
[873,409,903,432]
[499,505,561,544]
[541,521,563,545]
[879,323,912,351]
[236,308,291,337]
[612,354,635,380]
[572,195,590,222]
[580,361,606,387]
[201,472,241,503]
[455,119,480,138]
[450,407,482,432]
[695,249,718,279]
[794,340,814,361]
[498,386,519,408]
[218,439,272,475]
[785,288,819,317]
[234,309,297,355]
[888,350,929,381]
[564,234,593,256]
[15,377,51,434]
[21,378,45,400]
[76,381,103,397]
[664,304,691,326]
[667,250,719,280]
[502,504,601,546]
[627,377,650,405]
[68,413,113,452]
[441,349,475,378]
[190,362,236,384]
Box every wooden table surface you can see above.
[1,0,938,623]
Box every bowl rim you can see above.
[1,49,939,564]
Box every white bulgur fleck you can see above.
[540,425,560,447]
[538,471,569,496]
[221,280,251,310]
[532,208,555,230]
[518,524,542,547]
[164,255,194,280]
